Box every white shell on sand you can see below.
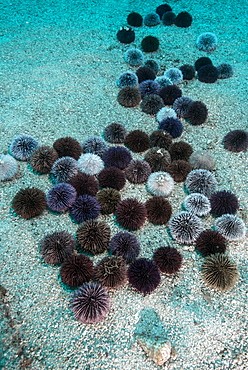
[137,337,172,366]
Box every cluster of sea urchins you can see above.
[116,4,193,48]
[4,10,245,325]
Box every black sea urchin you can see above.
[12,187,46,219]
[60,254,94,288]
[153,246,182,274]
[128,258,161,294]
[195,230,227,256]
[115,198,147,231]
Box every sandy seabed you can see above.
[0,0,248,369]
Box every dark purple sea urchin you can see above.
[128,258,161,294]
[46,183,77,212]
[109,231,140,264]
[71,282,110,324]
[69,195,101,223]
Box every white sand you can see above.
[0,0,247,369]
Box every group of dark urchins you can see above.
[1,3,247,326]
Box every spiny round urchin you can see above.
[183,193,211,217]
[96,188,121,214]
[69,172,99,197]
[124,130,150,153]
[158,117,183,138]
[125,159,151,184]
[40,231,76,265]
[77,219,111,255]
[104,123,127,144]
[189,150,215,171]
[145,196,172,225]
[96,188,121,215]
[0,154,18,181]
[117,71,139,88]
[144,147,171,172]
[136,66,156,83]
[94,256,127,289]
[124,48,144,66]
[139,80,160,99]
[117,86,142,107]
[156,107,177,123]
[53,137,82,160]
[179,64,195,80]
[127,12,143,27]
[162,11,176,26]
[140,94,164,115]
[146,171,174,197]
[210,190,239,217]
[46,183,77,212]
[109,231,140,264]
[196,32,218,52]
[185,169,217,198]
[144,59,160,74]
[214,214,246,241]
[201,254,239,292]
[169,141,193,162]
[78,153,104,175]
[168,211,203,244]
[155,75,172,87]
[195,230,227,256]
[197,65,218,83]
[149,130,172,150]
[9,134,39,161]
[98,167,126,191]
[30,145,58,174]
[166,160,191,182]
[102,146,132,170]
[223,130,248,153]
[159,85,182,105]
[164,68,183,85]
[82,136,108,157]
[174,11,192,28]
[115,198,147,231]
[116,26,135,44]
[185,101,208,125]
[12,187,46,219]
[153,246,182,274]
[60,254,94,288]
[71,282,110,324]
[143,12,160,26]
[194,56,213,71]
[50,156,78,183]
[69,195,101,224]
[216,63,234,79]
[172,96,194,119]
[128,258,161,294]
[141,36,159,52]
